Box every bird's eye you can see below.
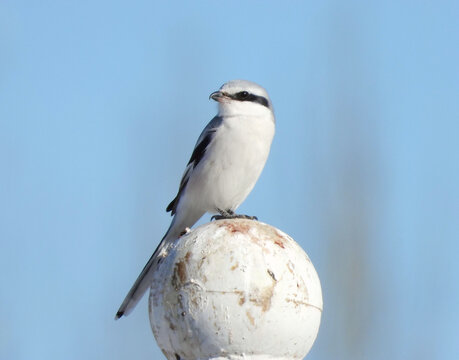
[237,91,249,99]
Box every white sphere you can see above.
[149,219,322,360]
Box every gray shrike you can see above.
[115,80,275,319]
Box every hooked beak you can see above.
[209,91,228,102]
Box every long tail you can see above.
[115,220,182,320]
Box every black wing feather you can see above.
[166,116,222,215]
[187,132,214,167]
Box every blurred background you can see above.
[1,1,458,359]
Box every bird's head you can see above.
[210,80,274,119]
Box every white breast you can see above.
[185,113,275,214]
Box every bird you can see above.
[115,80,275,319]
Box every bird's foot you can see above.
[211,209,258,221]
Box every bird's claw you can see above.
[211,214,258,221]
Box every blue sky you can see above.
[1,1,458,359]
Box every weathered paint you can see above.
[149,219,322,360]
